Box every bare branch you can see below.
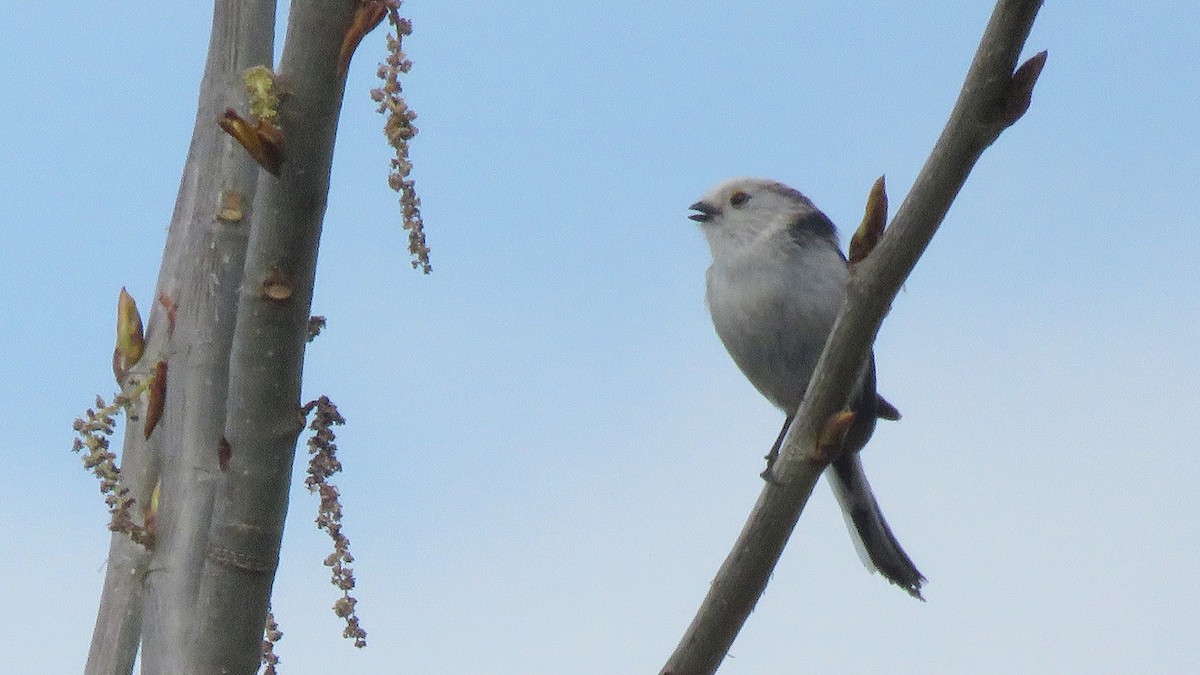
[661,2,1046,673]
[190,2,360,671]
[86,2,276,673]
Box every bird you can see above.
[689,176,924,599]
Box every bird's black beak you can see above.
[689,201,719,223]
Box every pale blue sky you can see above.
[3,2,1198,673]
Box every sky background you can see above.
[3,2,1198,673]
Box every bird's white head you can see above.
[689,177,838,260]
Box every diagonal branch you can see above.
[190,1,360,671]
[86,2,275,673]
[661,2,1046,673]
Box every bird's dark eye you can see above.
[729,191,750,207]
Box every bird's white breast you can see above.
[705,236,848,412]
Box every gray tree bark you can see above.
[195,2,356,672]
[661,1,1047,673]
[85,1,363,672]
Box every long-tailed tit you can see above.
[690,177,924,599]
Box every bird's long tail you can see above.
[827,453,925,600]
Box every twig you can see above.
[661,2,1046,673]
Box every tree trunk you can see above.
[86,1,364,672]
